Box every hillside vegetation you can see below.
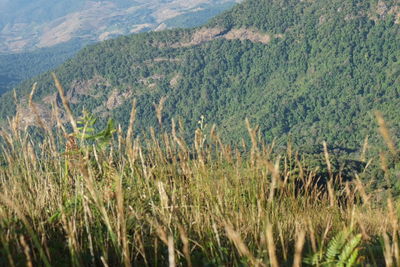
[0,40,85,95]
[1,0,398,151]
[0,1,238,95]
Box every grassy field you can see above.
[0,77,399,266]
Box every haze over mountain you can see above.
[0,0,240,95]
[1,0,399,151]
[0,0,240,53]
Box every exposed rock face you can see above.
[166,27,281,48]
[18,75,116,128]
[181,27,226,47]
[170,74,181,88]
[369,1,399,23]
[70,76,110,97]
[16,103,53,129]
[66,77,109,103]
[223,28,272,44]
[139,74,165,88]
[106,90,133,110]
[376,0,389,16]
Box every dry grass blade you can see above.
[19,235,33,267]
[178,225,192,267]
[153,96,167,128]
[28,83,46,130]
[292,230,306,267]
[0,194,51,267]
[323,141,333,179]
[360,135,369,162]
[223,220,265,267]
[383,232,393,267]
[51,72,78,134]
[268,157,280,203]
[375,111,397,155]
[115,173,131,267]
[266,224,279,267]
[100,256,110,267]
[246,118,258,166]
[126,99,137,152]
[28,82,56,150]
[168,235,176,267]
[51,99,67,136]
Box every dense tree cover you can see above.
[0,0,398,154]
[0,40,85,95]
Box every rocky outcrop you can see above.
[170,74,181,88]
[368,1,399,23]
[106,90,133,110]
[164,27,282,48]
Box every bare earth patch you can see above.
[223,28,271,44]
[368,1,399,23]
[106,90,133,110]
[139,74,165,87]
[16,103,53,129]
[166,27,281,48]
[170,74,181,88]
[70,76,110,97]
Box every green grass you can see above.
[0,78,399,266]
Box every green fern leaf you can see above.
[304,251,323,265]
[325,230,349,263]
[345,248,359,267]
[338,234,362,265]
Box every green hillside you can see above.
[0,1,239,96]
[0,40,85,95]
[1,0,399,151]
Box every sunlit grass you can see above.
[0,76,399,266]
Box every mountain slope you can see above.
[1,0,399,150]
[0,0,240,53]
[0,0,239,95]
[0,40,85,95]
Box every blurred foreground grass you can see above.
[0,76,399,266]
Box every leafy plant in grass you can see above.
[75,109,116,150]
[304,229,362,266]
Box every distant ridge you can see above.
[0,0,240,53]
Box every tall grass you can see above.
[0,77,399,266]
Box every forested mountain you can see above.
[0,0,238,95]
[0,40,85,95]
[0,0,399,151]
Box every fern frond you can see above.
[325,230,349,263]
[345,248,359,267]
[338,234,362,264]
[303,251,323,265]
